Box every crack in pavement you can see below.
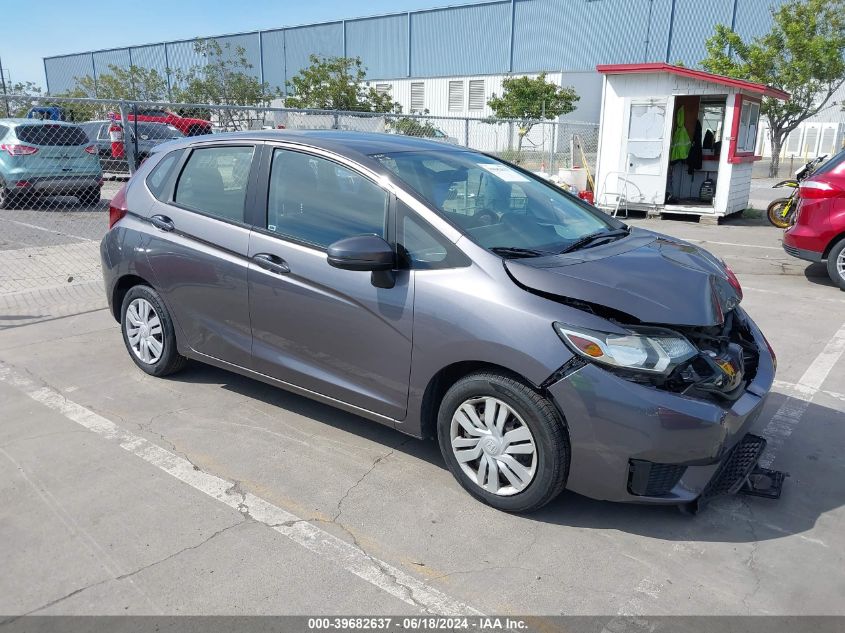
[115,520,247,582]
[1,520,247,620]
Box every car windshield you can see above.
[371,150,620,256]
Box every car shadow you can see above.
[802,262,839,287]
[168,364,844,544]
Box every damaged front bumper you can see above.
[546,311,784,507]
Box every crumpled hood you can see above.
[505,229,740,327]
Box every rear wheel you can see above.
[827,238,845,291]
[78,188,101,207]
[0,186,20,210]
[76,187,100,207]
[437,371,569,513]
[767,198,793,228]
[120,285,187,376]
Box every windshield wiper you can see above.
[559,228,629,254]
[490,246,554,259]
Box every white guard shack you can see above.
[593,63,790,219]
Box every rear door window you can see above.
[174,145,254,223]
[16,124,89,146]
[146,150,183,200]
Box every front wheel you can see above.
[767,198,793,228]
[827,238,845,291]
[437,371,569,513]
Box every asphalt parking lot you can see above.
[1,187,844,618]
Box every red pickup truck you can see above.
[114,108,212,136]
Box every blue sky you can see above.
[1,0,479,88]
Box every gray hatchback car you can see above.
[101,131,779,513]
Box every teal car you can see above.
[0,119,103,209]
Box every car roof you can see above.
[84,120,175,127]
[0,118,81,128]
[159,129,470,160]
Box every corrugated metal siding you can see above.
[45,0,798,95]
[734,0,788,41]
[129,44,168,77]
[346,15,408,79]
[284,23,344,83]
[213,33,262,79]
[410,2,510,76]
[93,49,131,81]
[513,0,662,72]
[44,54,95,94]
[164,40,207,84]
[667,0,733,66]
[260,29,286,93]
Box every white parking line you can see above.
[5,218,95,243]
[0,363,482,616]
[607,320,845,616]
[759,321,845,467]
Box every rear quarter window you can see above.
[16,124,89,146]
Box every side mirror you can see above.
[327,235,394,272]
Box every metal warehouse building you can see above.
[43,0,844,157]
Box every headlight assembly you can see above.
[554,323,697,375]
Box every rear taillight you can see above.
[0,144,39,156]
[84,144,98,155]
[108,184,129,229]
[799,180,843,199]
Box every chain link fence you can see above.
[0,95,597,324]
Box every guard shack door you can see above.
[621,98,670,207]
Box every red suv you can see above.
[123,108,212,137]
[783,148,845,290]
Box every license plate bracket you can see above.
[739,466,787,499]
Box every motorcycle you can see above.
[767,154,828,228]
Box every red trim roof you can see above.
[596,63,790,100]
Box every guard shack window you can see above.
[729,95,762,162]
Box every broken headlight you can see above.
[554,323,697,375]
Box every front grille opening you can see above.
[628,460,687,496]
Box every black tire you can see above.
[766,198,792,229]
[0,187,17,210]
[826,237,845,291]
[78,188,101,207]
[437,371,569,513]
[120,285,187,377]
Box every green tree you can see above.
[3,81,43,117]
[170,39,280,129]
[285,55,399,112]
[701,0,845,176]
[487,73,579,158]
[71,64,168,101]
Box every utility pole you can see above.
[0,57,10,117]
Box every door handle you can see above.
[252,253,290,275]
[150,214,175,232]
